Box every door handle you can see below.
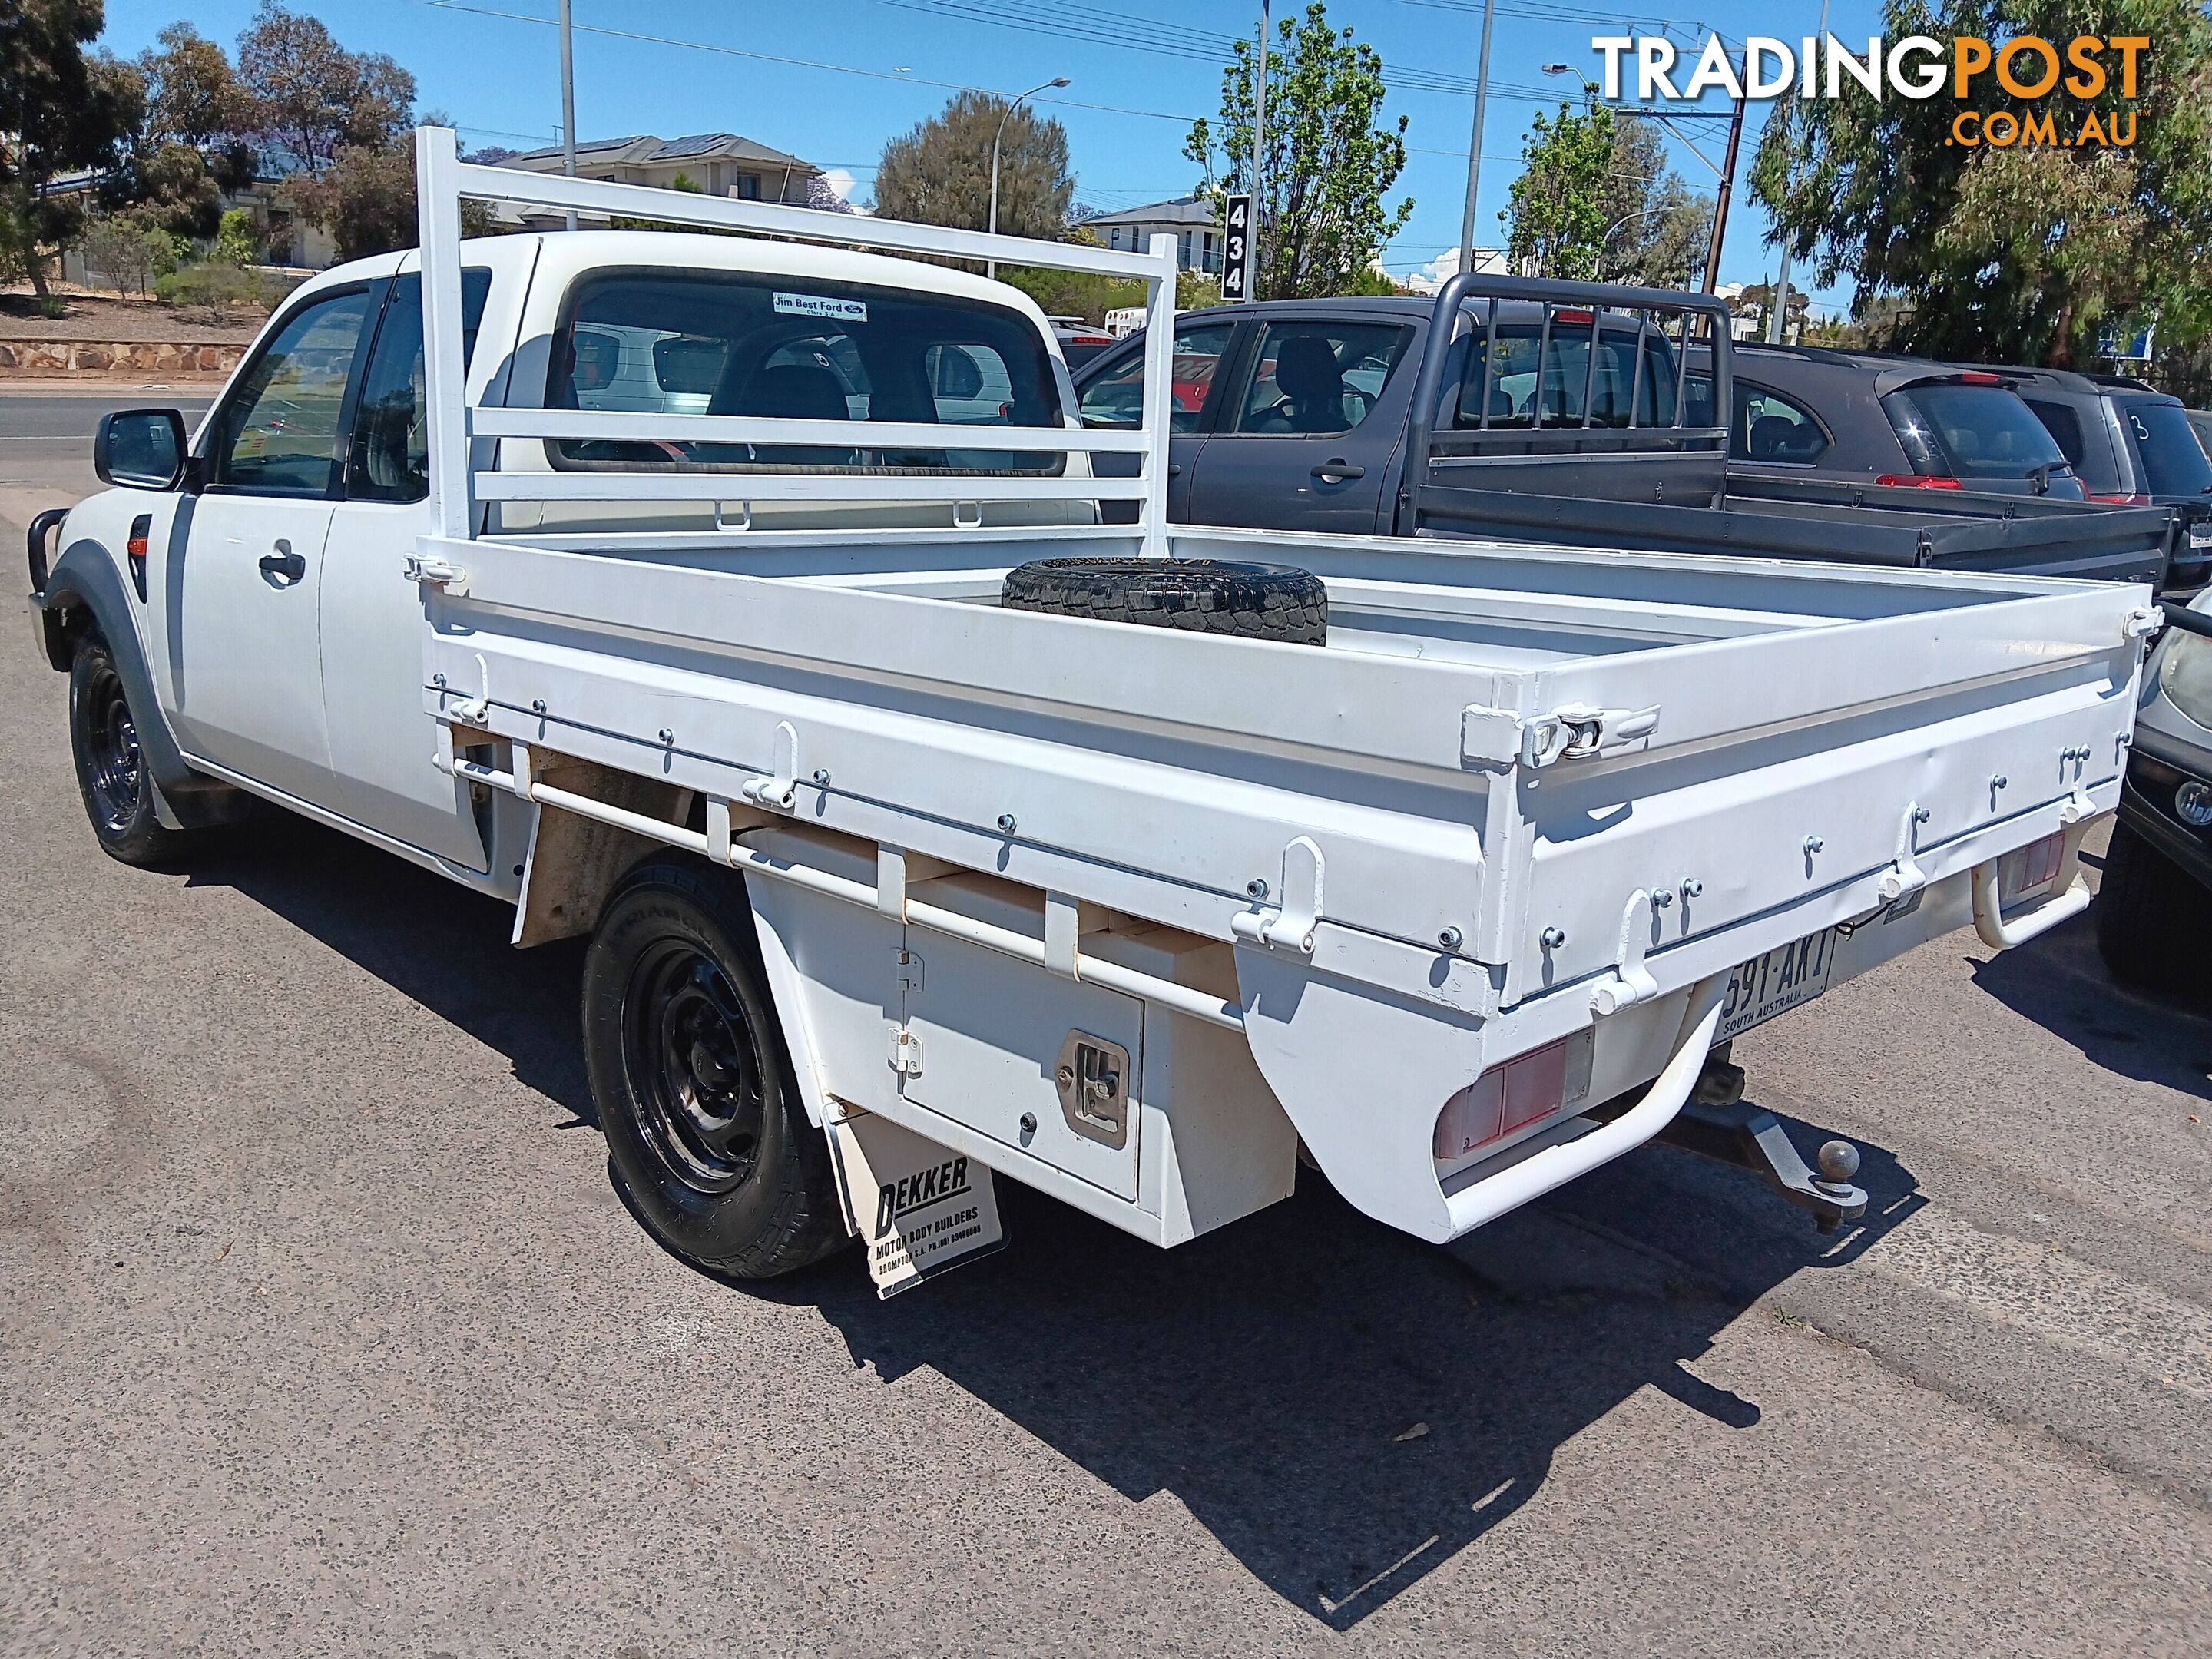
[1311,460,1366,482]
[259,545,306,583]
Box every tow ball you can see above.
[1645,1050,1869,1233]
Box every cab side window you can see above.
[346,270,493,504]
[1078,323,1235,434]
[206,289,376,496]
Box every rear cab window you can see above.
[1457,322,1678,429]
[546,269,1065,473]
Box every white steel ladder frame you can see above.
[412,124,1181,555]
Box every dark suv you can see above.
[1685,342,2086,499]
[1988,367,2212,586]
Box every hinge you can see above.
[887,1025,924,1078]
[1462,702,1661,769]
[895,948,925,993]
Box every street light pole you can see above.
[1248,0,1269,300]
[988,75,1071,280]
[558,0,577,231]
[1455,0,1497,282]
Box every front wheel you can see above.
[581,858,849,1279]
[68,634,194,867]
[2095,819,2212,1001]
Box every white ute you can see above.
[29,131,2155,1293]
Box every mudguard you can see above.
[36,537,250,826]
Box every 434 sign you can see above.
[1221,194,1253,300]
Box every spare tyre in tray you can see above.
[998,558,1326,645]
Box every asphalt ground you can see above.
[2,386,2209,1657]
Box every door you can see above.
[1075,320,1238,523]
[1183,317,1413,532]
[168,285,378,807]
[321,270,495,867]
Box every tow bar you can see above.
[1647,1050,1869,1233]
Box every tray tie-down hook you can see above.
[1588,887,1661,1016]
[738,721,800,813]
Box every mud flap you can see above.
[825,1105,1006,1298]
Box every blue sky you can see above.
[91,0,1879,309]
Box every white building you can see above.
[492,134,824,230]
[1079,197,1224,275]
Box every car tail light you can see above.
[1553,308,1595,326]
[2085,491,2153,505]
[127,512,151,602]
[1956,370,2002,385]
[1875,475,1964,489]
[1433,1032,1594,1163]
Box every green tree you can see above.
[1751,0,2212,366]
[235,1,416,172]
[1599,118,1710,290]
[1500,94,1615,280]
[874,90,1073,238]
[0,0,142,304]
[1184,1,1410,300]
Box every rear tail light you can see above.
[1553,307,1595,326]
[1434,1031,1594,1163]
[1956,370,2002,385]
[1875,475,1963,489]
[2085,491,2153,505]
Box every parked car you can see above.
[1071,280,2176,586]
[2098,594,2212,998]
[1980,366,2212,588]
[1683,342,2087,499]
[1046,313,1116,369]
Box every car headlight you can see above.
[2160,628,2212,732]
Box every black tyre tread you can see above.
[585,858,849,1280]
[67,634,195,868]
[1000,556,1327,644]
[2094,820,2212,997]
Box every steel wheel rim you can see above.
[621,939,764,1195]
[85,663,142,833]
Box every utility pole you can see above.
[1247,0,1268,300]
[1768,0,1830,342]
[1455,0,1497,282]
[1700,76,1747,297]
[558,0,577,231]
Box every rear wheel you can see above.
[581,859,848,1279]
[2095,819,2212,999]
[68,634,194,867]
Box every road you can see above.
[3,387,2210,1657]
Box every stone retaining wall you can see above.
[0,340,247,377]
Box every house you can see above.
[1080,197,1224,275]
[492,134,823,227]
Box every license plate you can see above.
[2190,526,2212,549]
[1717,929,1836,1042]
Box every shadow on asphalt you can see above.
[1967,913,2212,1100]
[187,811,1926,1629]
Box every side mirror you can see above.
[94,409,188,490]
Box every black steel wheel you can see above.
[582,859,849,1280]
[68,634,190,866]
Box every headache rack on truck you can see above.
[403,130,2149,1267]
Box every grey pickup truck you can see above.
[1074,273,2180,588]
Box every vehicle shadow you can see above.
[187,812,1925,1628]
[180,813,599,1124]
[1967,912,2212,1099]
